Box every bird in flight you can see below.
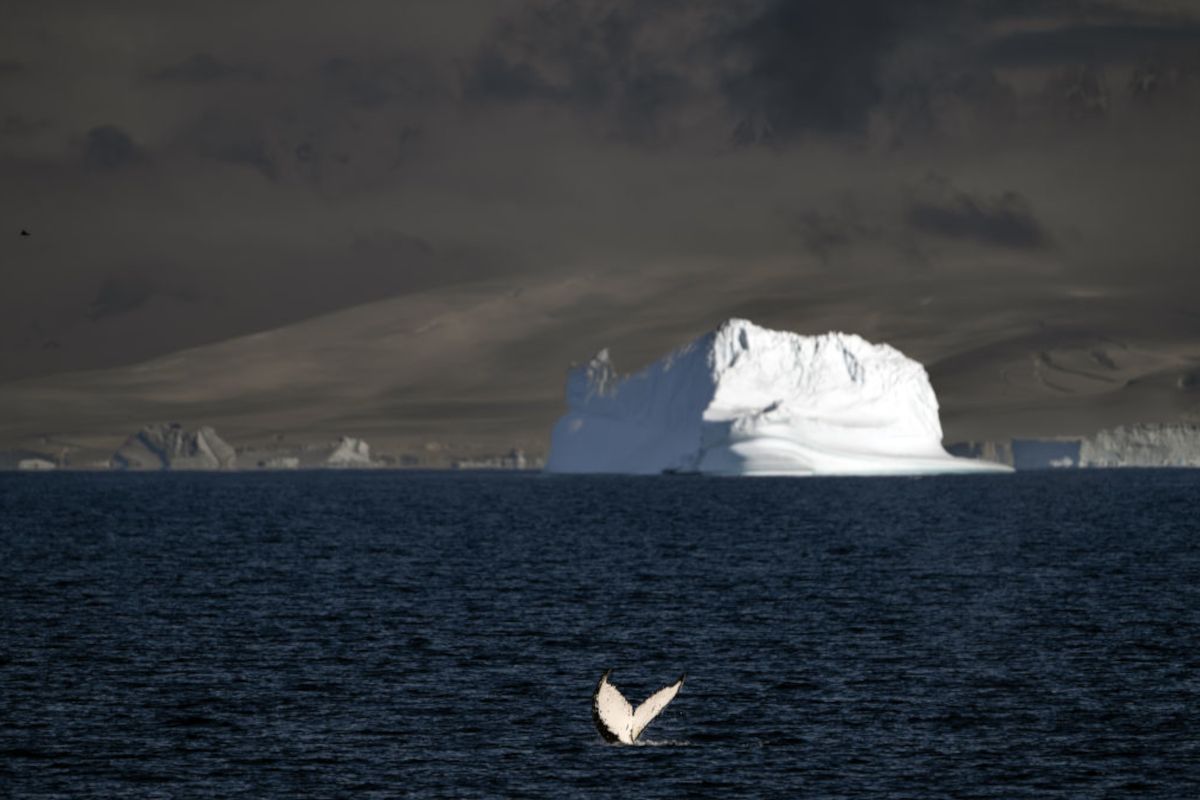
[592,669,685,744]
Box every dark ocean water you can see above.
[1,470,1198,798]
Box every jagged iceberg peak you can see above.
[566,348,618,407]
[703,319,938,432]
[547,319,1007,476]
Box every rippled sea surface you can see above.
[2,470,1198,798]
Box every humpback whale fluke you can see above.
[592,669,685,744]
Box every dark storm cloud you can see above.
[1,115,49,138]
[463,2,694,142]
[1128,55,1196,101]
[465,0,963,143]
[796,206,885,262]
[798,210,856,260]
[880,68,1019,146]
[88,273,198,322]
[906,176,1050,250]
[718,0,956,142]
[1041,65,1113,121]
[183,112,277,180]
[148,52,438,189]
[461,0,1200,146]
[83,125,145,170]
[987,23,1200,67]
[463,50,546,102]
[320,55,441,109]
[350,231,434,260]
[88,275,156,321]
[152,53,261,83]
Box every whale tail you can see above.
[592,669,685,744]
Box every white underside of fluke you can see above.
[592,670,684,744]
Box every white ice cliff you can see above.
[545,319,1010,476]
[1082,424,1200,467]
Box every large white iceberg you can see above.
[546,319,1009,476]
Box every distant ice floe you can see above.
[325,436,379,468]
[111,423,237,470]
[257,456,300,470]
[546,318,1010,476]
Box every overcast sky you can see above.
[2,0,1199,447]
